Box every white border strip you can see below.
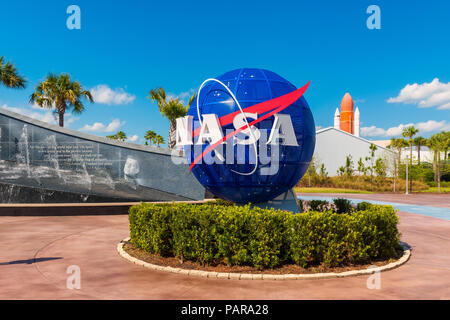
[117,237,411,280]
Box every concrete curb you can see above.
[117,238,411,280]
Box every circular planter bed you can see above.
[118,238,410,280]
[121,201,410,279]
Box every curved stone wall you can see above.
[0,108,205,203]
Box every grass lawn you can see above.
[294,187,374,194]
[421,187,450,193]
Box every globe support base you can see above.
[241,189,299,213]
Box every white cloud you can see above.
[360,125,388,137]
[415,120,450,132]
[126,135,139,142]
[91,85,135,105]
[80,118,124,133]
[361,120,450,138]
[388,78,450,110]
[0,104,78,127]
[64,115,79,126]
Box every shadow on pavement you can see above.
[0,257,62,265]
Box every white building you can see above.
[314,127,396,176]
[371,140,440,164]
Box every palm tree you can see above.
[107,131,127,142]
[442,131,450,167]
[0,56,26,89]
[402,126,419,165]
[148,87,167,112]
[30,73,93,127]
[402,126,419,192]
[144,130,157,146]
[154,134,165,147]
[428,132,446,193]
[413,136,427,165]
[117,131,127,142]
[389,138,408,164]
[388,138,408,192]
[148,87,195,149]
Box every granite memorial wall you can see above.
[0,108,205,203]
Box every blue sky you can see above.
[1,0,449,145]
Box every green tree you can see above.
[402,126,419,165]
[144,130,157,146]
[402,126,419,193]
[319,163,328,178]
[388,138,408,192]
[365,143,378,184]
[375,158,387,177]
[318,163,328,184]
[30,73,93,127]
[306,157,317,187]
[427,132,447,192]
[344,155,354,177]
[107,131,127,142]
[413,136,427,165]
[357,157,366,176]
[389,138,408,166]
[148,87,195,149]
[0,56,26,89]
[154,134,165,147]
[442,131,450,167]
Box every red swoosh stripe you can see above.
[189,81,310,172]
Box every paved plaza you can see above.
[0,194,449,299]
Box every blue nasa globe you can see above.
[186,68,315,203]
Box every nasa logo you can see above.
[176,68,316,203]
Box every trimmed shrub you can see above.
[333,198,353,214]
[308,200,329,212]
[129,203,173,256]
[128,202,400,269]
[356,201,374,211]
[346,205,401,262]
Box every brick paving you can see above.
[0,194,448,299]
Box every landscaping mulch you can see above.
[123,242,403,275]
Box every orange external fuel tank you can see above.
[340,93,354,134]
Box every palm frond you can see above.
[0,58,26,89]
[188,92,196,107]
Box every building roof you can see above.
[316,127,395,154]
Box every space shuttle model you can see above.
[334,93,360,137]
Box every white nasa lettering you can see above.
[267,114,299,146]
[175,116,193,146]
[232,112,260,145]
[196,114,224,145]
[175,113,298,147]
[196,114,225,161]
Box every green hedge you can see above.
[129,202,401,269]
